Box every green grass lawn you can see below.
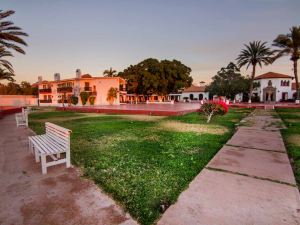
[29,108,251,225]
[276,108,300,186]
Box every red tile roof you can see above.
[80,74,92,78]
[292,83,300,90]
[254,72,293,80]
[183,84,206,92]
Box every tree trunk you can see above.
[248,64,256,104]
[207,112,214,123]
[294,59,300,103]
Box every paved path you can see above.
[0,115,138,225]
[158,109,300,225]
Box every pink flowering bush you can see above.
[200,101,229,123]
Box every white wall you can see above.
[0,95,38,106]
[254,78,293,102]
[181,92,209,100]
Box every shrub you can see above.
[70,95,78,105]
[200,101,228,123]
[80,92,90,105]
[89,96,96,105]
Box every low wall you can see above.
[0,106,22,118]
[0,95,38,106]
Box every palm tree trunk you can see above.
[294,59,300,103]
[248,64,256,104]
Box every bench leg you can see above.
[41,154,47,174]
[66,150,71,168]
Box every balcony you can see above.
[57,99,68,103]
[39,88,52,93]
[57,86,73,93]
[39,99,52,103]
[84,86,92,91]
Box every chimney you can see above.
[38,76,43,83]
[76,69,81,78]
[54,73,61,81]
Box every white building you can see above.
[181,84,209,101]
[253,72,295,102]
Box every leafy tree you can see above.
[0,10,28,54]
[103,67,117,77]
[119,58,192,97]
[236,41,274,103]
[20,81,33,94]
[201,101,228,123]
[273,26,300,101]
[208,62,248,100]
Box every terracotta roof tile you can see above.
[183,85,206,92]
[254,72,293,80]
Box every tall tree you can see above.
[236,41,274,103]
[273,26,300,102]
[0,46,14,73]
[208,62,249,100]
[103,67,117,77]
[0,10,28,54]
[119,58,192,96]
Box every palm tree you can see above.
[273,26,300,103]
[236,41,274,103]
[103,67,117,77]
[0,46,14,73]
[0,10,28,54]
[0,67,14,82]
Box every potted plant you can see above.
[106,87,118,105]
[89,96,96,106]
[80,92,90,105]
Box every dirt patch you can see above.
[120,114,166,121]
[40,177,57,187]
[288,134,300,147]
[159,121,228,135]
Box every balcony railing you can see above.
[57,87,73,93]
[57,99,68,103]
[39,88,52,93]
[84,86,92,91]
[39,99,52,103]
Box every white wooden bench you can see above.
[15,108,28,127]
[28,122,72,174]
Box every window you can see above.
[190,94,194,100]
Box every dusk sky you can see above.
[2,0,300,84]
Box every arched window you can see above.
[189,94,194,100]
[287,81,290,86]
[281,80,283,86]
[199,94,203,100]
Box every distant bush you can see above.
[200,101,228,123]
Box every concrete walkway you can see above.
[158,110,300,225]
[0,115,138,225]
